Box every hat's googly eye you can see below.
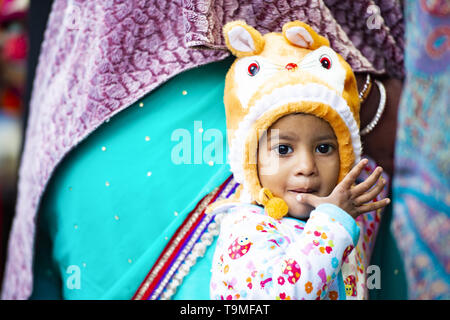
[319,55,332,69]
[247,61,260,76]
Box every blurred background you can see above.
[0,0,53,290]
[0,0,28,289]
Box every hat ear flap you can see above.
[223,20,265,57]
[282,21,330,49]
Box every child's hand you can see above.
[296,159,390,220]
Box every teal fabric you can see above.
[337,270,345,300]
[31,57,234,299]
[368,204,408,299]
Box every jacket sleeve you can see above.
[210,204,360,300]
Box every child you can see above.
[207,21,390,300]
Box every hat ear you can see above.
[282,21,330,50]
[223,20,265,57]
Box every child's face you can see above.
[257,114,340,220]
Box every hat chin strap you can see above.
[258,188,289,220]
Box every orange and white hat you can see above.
[219,20,361,219]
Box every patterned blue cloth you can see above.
[391,0,450,299]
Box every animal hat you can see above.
[219,20,361,219]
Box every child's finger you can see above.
[295,193,324,208]
[356,198,390,215]
[353,177,386,206]
[340,159,369,189]
[351,166,383,197]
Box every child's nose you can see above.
[294,152,316,176]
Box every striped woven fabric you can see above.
[133,175,238,300]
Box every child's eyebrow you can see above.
[267,132,297,141]
[314,134,337,141]
[268,132,337,142]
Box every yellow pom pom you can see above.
[265,197,289,220]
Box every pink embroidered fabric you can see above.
[2,0,404,299]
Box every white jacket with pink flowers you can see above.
[209,203,360,300]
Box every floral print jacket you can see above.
[210,203,361,300]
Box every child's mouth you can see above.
[288,188,317,194]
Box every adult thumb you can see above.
[295,193,322,208]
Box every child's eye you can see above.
[316,144,333,154]
[275,144,293,155]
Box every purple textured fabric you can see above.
[184,0,404,78]
[2,0,404,299]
